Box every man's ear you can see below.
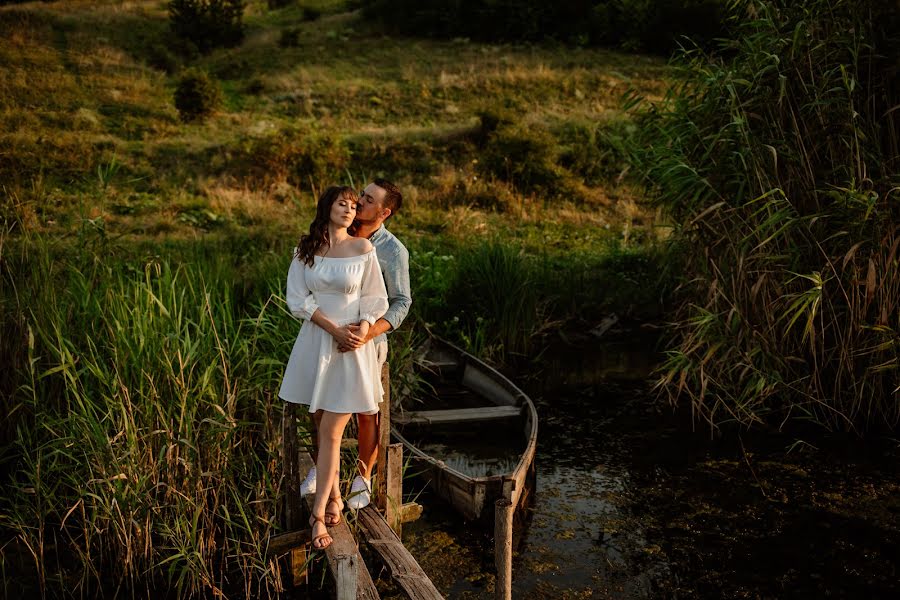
[381,207,392,220]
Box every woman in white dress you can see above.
[278,186,388,550]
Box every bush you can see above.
[174,69,222,122]
[168,0,245,54]
[633,0,900,432]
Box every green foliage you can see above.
[633,0,900,432]
[168,0,245,54]
[557,119,634,186]
[361,0,732,54]
[173,69,222,122]
[479,121,564,196]
[0,238,292,596]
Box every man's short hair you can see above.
[373,178,402,217]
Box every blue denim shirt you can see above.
[369,224,412,345]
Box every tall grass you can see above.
[633,0,900,432]
[0,235,297,596]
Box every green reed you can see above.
[632,0,900,432]
[0,236,299,597]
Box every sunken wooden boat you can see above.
[390,337,538,521]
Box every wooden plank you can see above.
[335,554,358,600]
[357,505,444,600]
[393,406,521,426]
[385,443,403,535]
[376,362,390,512]
[297,453,380,600]
[267,529,312,557]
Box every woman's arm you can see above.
[286,252,364,346]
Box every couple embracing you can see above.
[277,180,411,550]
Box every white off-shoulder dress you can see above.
[278,249,389,414]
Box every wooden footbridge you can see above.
[269,364,444,599]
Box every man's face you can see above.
[356,184,388,223]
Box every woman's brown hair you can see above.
[295,186,358,266]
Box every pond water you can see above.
[397,328,900,599]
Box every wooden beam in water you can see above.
[356,505,444,600]
[393,406,521,426]
[297,452,380,600]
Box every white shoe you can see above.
[346,475,371,510]
[300,467,316,496]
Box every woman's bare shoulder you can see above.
[352,237,374,254]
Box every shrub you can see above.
[168,0,245,54]
[173,69,222,122]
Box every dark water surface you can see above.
[398,329,900,599]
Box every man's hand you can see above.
[338,322,370,352]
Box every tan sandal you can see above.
[325,496,344,526]
[309,515,333,550]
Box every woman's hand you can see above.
[337,321,370,352]
[331,325,365,349]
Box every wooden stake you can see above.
[385,442,403,536]
[376,361,391,512]
[494,498,514,600]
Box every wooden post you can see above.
[376,361,391,512]
[281,402,308,586]
[385,442,403,536]
[494,498,514,600]
[282,403,299,530]
[334,554,358,600]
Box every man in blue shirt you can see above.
[300,179,412,511]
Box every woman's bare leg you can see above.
[310,410,352,542]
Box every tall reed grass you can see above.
[633,0,900,432]
[0,235,297,596]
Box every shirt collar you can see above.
[368,224,387,243]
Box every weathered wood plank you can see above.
[357,505,444,600]
[393,406,521,426]
[297,453,380,600]
[335,554,359,600]
[266,529,312,557]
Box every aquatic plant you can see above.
[633,0,900,432]
[0,235,295,596]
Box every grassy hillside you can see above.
[1,0,669,248]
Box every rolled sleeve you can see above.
[382,245,412,331]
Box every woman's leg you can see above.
[310,410,352,547]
